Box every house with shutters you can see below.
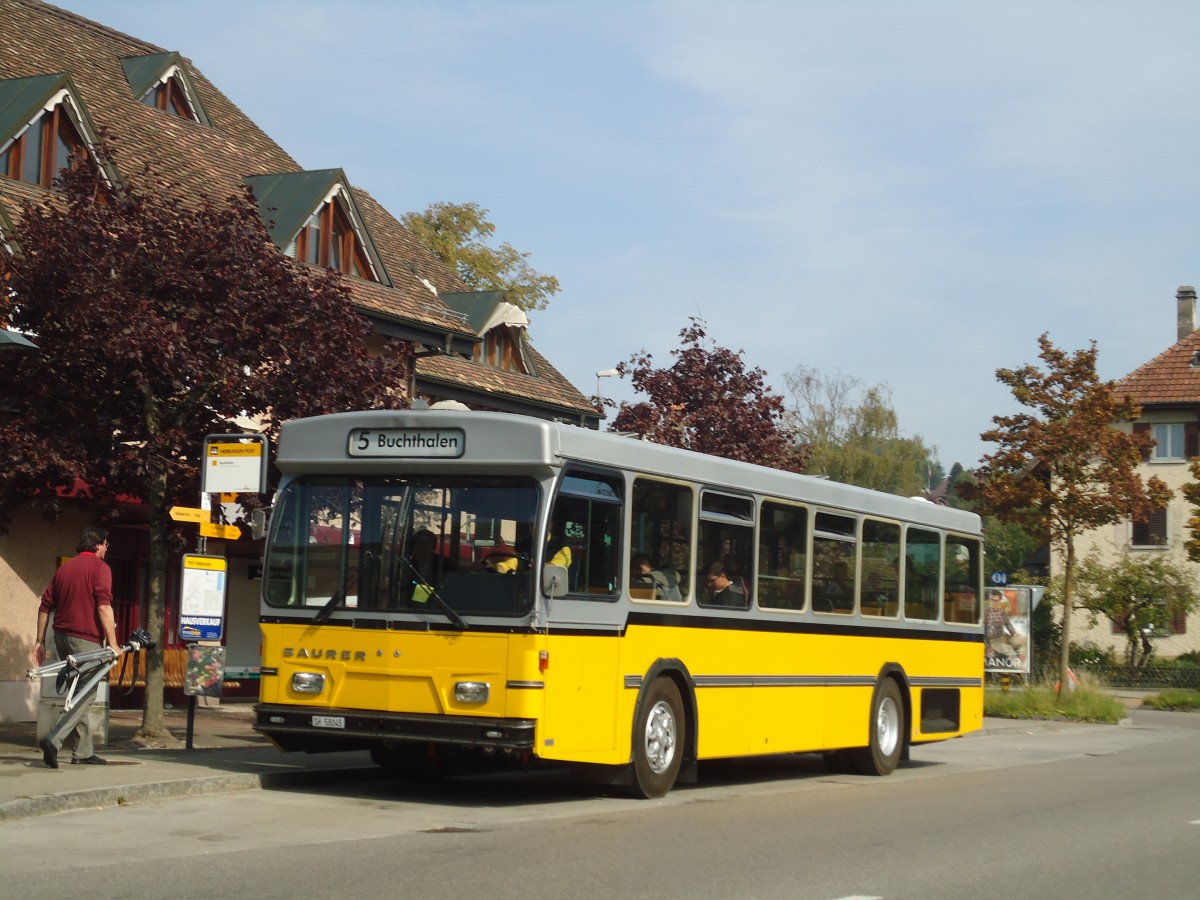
[1063,286,1200,660]
[0,0,599,720]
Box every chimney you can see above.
[1177,285,1197,342]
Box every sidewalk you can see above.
[0,702,376,822]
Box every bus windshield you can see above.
[264,475,540,618]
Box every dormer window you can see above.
[289,199,373,278]
[0,100,85,188]
[121,54,211,126]
[473,326,530,375]
[139,74,195,120]
[245,170,387,285]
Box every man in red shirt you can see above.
[33,526,122,768]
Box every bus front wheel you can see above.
[851,677,905,776]
[632,677,685,798]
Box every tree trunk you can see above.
[137,471,171,737]
[1057,537,1076,698]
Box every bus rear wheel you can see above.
[851,677,905,776]
[632,677,684,798]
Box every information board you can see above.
[201,434,268,494]
[179,554,227,642]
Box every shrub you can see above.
[983,678,1125,724]
[1141,689,1200,711]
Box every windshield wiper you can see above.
[403,560,467,631]
[313,585,345,623]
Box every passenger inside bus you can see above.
[630,553,669,599]
[701,562,749,608]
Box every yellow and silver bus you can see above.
[254,409,984,797]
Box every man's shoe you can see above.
[40,739,58,769]
[72,755,107,765]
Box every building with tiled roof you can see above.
[0,0,598,721]
[0,0,597,426]
[1064,285,1200,660]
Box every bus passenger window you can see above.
[944,534,981,624]
[904,528,941,620]
[550,470,623,598]
[630,479,692,602]
[758,501,807,610]
[697,491,754,610]
[860,519,900,617]
[813,512,856,615]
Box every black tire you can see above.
[632,677,685,798]
[850,677,905,776]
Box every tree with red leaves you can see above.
[0,156,408,735]
[963,335,1169,695]
[608,318,807,473]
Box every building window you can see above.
[289,200,375,280]
[473,327,528,374]
[1151,423,1185,460]
[0,104,85,188]
[139,76,197,121]
[1131,507,1168,547]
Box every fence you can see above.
[1029,664,1200,690]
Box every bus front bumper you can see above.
[254,703,537,752]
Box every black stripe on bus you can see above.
[260,613,984,644]
[622,673,983,690]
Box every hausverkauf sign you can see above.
[347,428,465,458]
[179,554,227,642]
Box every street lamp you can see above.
[595,368,618,399]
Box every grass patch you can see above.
[1141,689,1200,711]
[984,680,1126,724]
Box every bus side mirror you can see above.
[543,564,569,599]
[251,508,269,541]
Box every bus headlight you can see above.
[292,672,326,694]
[455,681,489,703]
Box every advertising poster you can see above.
[985,585,1033,674]
[184,644,226,697]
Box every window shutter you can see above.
[1186,422,1200,459]
[1170,608,1187,635]
[1131,507,1167,547]
[1133,422,1152,461]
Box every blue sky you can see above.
[63,1,1200,469]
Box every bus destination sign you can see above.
[348,428,465,459]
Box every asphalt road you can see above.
[4,709,1197,900]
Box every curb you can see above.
[0,765,380,823]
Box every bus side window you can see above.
[550,469,623,598]
[758,501,807,610]
[860,519,900,617]
[945,534,981,623]
[904,527,941,620]
[630,479,693,602]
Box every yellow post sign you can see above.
[200,522,241,540]
[169,506,206,523]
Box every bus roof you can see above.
[276,409,981,534]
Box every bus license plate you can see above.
[312,715,345,729]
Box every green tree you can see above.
[401,201,559,311]
[784,366,935,495]
[609,318,808,472]
[1180,458,1200,561]
[0,157,409,736]
[961,335,1170,694]
[1073,552,1200,667]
